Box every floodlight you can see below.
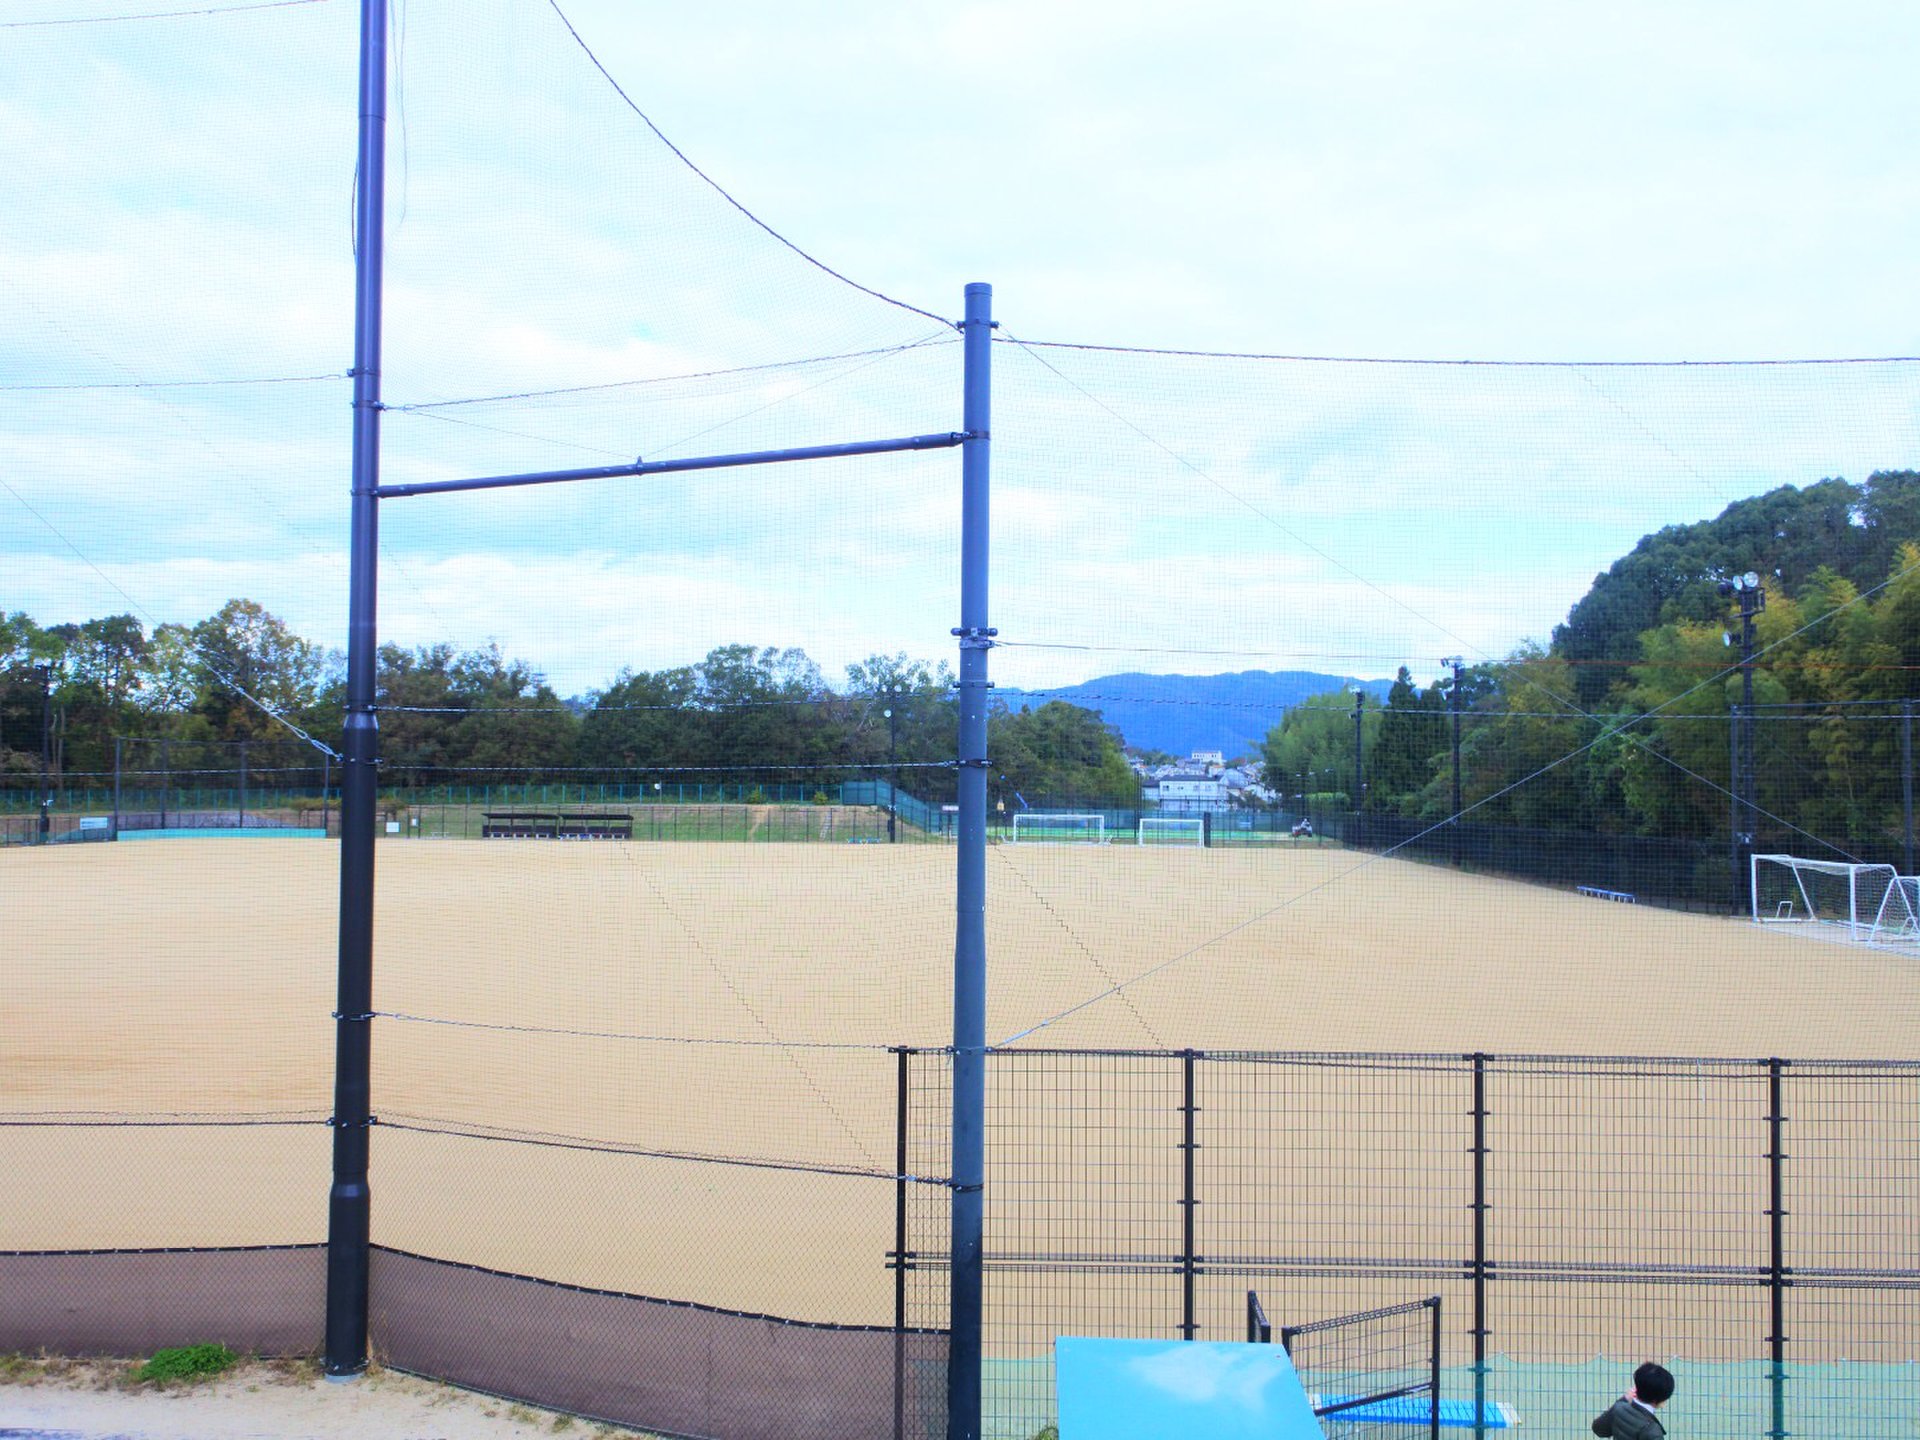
[1744,571,1760,589]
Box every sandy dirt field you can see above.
[5,837,1914,1336]
[0,1357,657,1439]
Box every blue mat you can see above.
[1057,1337,1325,1440]
[1314,1393,1521,1428]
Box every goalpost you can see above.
[1137,816,1206,847]
[1009,813,1107,845]
[1750,853,1920,947]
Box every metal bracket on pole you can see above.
[952,626,998,650]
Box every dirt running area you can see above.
[5,838,1914,1329]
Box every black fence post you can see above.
[1470,1053,1489,1440]
[1246,1289,1271,1343]
[1765,1057,1788,1440]
[1179,1049,1198,1340]
[112,736,122,837]
[1429,1295,1443,1440]
[893,1045,910,1440]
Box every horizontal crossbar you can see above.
[375,431,970,499]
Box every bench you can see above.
[481,810,633,840]
[1577,884,1636,903]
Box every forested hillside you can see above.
[8,469,1919,851]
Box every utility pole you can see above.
[1720,574,1766,914]
[885,691,899,843]
[37,663,53,842]
[1904,699,1914,878]
[1442,657,1464,867]
[1349,685,1365,837]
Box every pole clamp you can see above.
[957,757,990,770]
[326,1114,379,1128]
[952,626,998,650]
[331,1011,376,1022]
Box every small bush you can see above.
[743,787,768,805]
[134,1343,238,1385]
[811,791,832,806]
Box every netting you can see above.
[8,2,1920,1438]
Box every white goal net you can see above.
[1137,817,1206,847]
[1009,813,1106,845]
[1751,854,1920,948]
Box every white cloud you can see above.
[4,0,1917,701]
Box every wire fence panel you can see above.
[0,1245,325,1358]
[909,1048,1920,1440]
[370,1248,947,1440]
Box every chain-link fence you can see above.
[899,1048,1920,1440]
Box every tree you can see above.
[989,700,1138,808]
[184,600,330,741]
[1258,688,1378,810]
[1367,667,1444,813]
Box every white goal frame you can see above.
[1137,816,1206,848]
[1009,812,1107,845]
[1750,853,1920,948]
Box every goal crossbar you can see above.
[1010,812,1107,844]
[1137,816,1206,847]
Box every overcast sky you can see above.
[5,0,1918,695]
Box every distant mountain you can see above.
[997,669,1394,761]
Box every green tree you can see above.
[1368,667,1444,813]
[1258,688,1377,810]
[989,700,1138,808]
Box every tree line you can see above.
[9,468,1919,847]
[1264,471,1920,854]
[0,603,1139,808]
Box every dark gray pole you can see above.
[1350,689,1364,823]
[949,281,993,1440]
[887,693,899,843]
[325,0,388,1380]
[160,737,170,830]
[112,736,122,837]
[1902,700,1913,877]
[1444,658,1463,867]
[238,739,249,830]
[38,664,53,841]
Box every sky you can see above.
[4,0,1919,697]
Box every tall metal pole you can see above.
[1444,658,1463,867]
[1902,700,1913,878]
[325,0,388,1380]
[112,736,122,837]
[37,664,53,842]
[887,693,899,843]
[1350,688,1364,833]
[949,281,993,1440]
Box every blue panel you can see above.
[1056,1338,1326,1440]
[1315,1394,1521,1429]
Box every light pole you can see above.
[1719,573,1766,913]
[884,693,899,843]
[1349,685,1365,833]
[1442,657,1464,867]
[37,663,53,842]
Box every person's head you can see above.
[1633,1362,1675,1408]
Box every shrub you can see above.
[134,1343,238,1385]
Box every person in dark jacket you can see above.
[1592,1362,1675,1438]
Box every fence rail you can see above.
[898,1047,1920,1440]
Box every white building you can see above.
[1156,772,1227,812]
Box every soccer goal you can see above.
[1751,854,1920,948]
[1137,816,1206,847]
[1010,812,1106,845]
